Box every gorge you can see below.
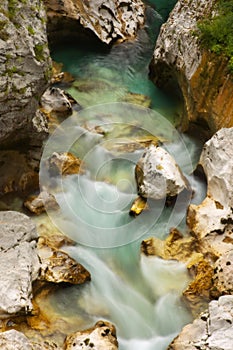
[0,0,233,349]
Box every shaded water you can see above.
[39,1,207,348]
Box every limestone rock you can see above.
[40,87,73,116]
[37,235,91,284]
[0,211,40,317]
[212,250,233,297]
[0,0,51,148]
[150,0,233,134]
[187,128,233,243]
[64,320,118,350]
[24,191,59,215]
[47,152,85,177]
[141,228,202,268]
[44,0,145,45]
[129,196,148,216]
[168,295,233,350]
[135,145,188,200]
[0,330,61,350]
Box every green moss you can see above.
[27,26,35,35]
[34,44,46,62]
[0,20,7,31]
[8,0,18,20]
[198,0,233,73]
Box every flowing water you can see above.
[38,1,207,348]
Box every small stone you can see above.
[129,196,148,216]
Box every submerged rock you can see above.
[0,211,40,317]
[44,0,145,45]
[24,191,59,215]
[64,320,118,350]
[47,152,85,177]
[135,145,188,200]
[168,295,233,350]
[150,0,233,134]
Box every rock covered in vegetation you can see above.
[44,0,145,44]
[0,211,40,317]
[0,0,51,148]
[150,0,233,134]
[135,145,188,200]
[168,295,233,350]
[64,320,118,350]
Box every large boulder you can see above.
[135,145,188,200]
[44,0,145,45]
[0,211,40,317]
[168,295,233,350]
[150,0,233,134]
[0,0,51,148]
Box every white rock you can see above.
[188,128,233,239]
[169,295,233,350]
[0,211,40,317]
[136,145,188,200]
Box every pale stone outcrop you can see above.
[64,321,118,350]
[150,0,233,133]
[212,250,233,297]
[187,128,233,251]
[0,0,51,148]
[0,330,61,349]
[168,295,233,350]
[0,211,40,317]
[135,145,188,200]
[44,0,145,44]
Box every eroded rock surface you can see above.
[187,128,233,254]
[0,0,51,148]
[0,329,61,349]
[64,320,118,350]
[150,0,233,133]
[135,145,188,200]
[44,0,145,44]
[37,235,91,284]
[168,295,233,350]
[0,211,40,317]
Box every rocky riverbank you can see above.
[150,0,233,135]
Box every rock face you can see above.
[135,145,188,200]
[168,295,233,350]
[64,320,118,350]
[44,0,145,45]
[0,0,51,148]
[150,0,233,134]
[187,128,233,244]
[0,211,40,317]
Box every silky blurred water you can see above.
[39,1,207,348]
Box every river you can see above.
[37,1,206,348]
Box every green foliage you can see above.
[198,0,233,73]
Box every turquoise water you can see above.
[52,6,181,125]
[39,1,207,348]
